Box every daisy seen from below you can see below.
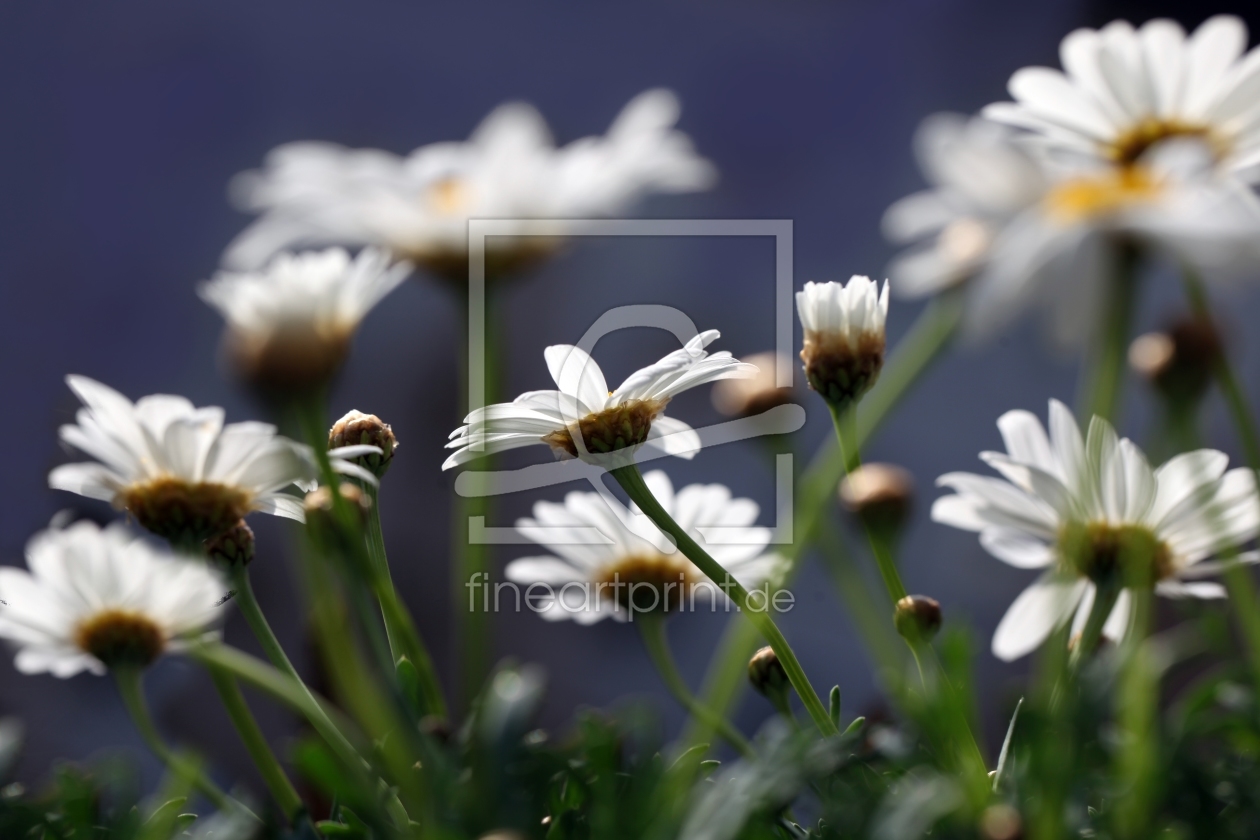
[48,375,379,547]
[442,329,756,471]
[223,89,716,280]
[983,15,1260,180]
[505,470,783,622]
[795,276,889,411]
[932,399,1260,661]
[199,247,411,392]
[0,521,226,677]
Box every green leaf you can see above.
[828,687,842,731]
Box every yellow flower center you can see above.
[594,553,698,614]
[1107,118,1219,167]
[427,177,470,215]
[75,609,165,669]
[119,477,255,547]
[1058,521,1174,586]
[1044,168,1163,225]
[541,398,669,459]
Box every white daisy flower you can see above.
[223,89,716,279]
[931,399,1260,661]
[0,521,226,677]
[882,114,1048,298]
[983,15,1260,180]
[442,330,756,471]
[48,376,378,546]
[199,247,410,391]
[795,276,889,409]
[505,470,782,623]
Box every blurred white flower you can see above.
[886,115,1260,344]
[49,376,377,545]
[883,114,1048,298]
[505,470,782,623]
[795,276,889,409]
[199,247,410,390]
[0,521,226,677]
[442,330,755,471]
[223,89,716,278]
[932,399,1260,661]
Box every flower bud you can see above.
[711,352,795,418]
[329,410,398,477]
[1128,316,1220,407]
[839,463,914,537]
[893,595,942,641]
[748,645,790,698]
[978,804,1023,840]
[303,483,372,541]
[204,520,255,567]
[795,277,889,411]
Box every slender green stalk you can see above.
[1081,240,1140,424]
[228,564,301,681]
[612,464,837,736]
[1113,585,1158,839]
[1073,580,1121,664]
[114,667,253,819]
[686,294,963,745]
[366,486,447,719]
[638,615,755,757]
[206,664,303,819]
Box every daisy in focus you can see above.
[505,470,782,623]
[442,330,756,470]
[223,89,716,280]
[0,521,226,677]
[199,247,411,392]
[983,15,1260,179]
[48,376,379,546]
[932,399,1260,661]
[795,276,889,410]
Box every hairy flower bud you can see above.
[748,645,790,698]
[204,520,255,567]
[711,351,795,418]
[893,595,942,641]
[839,463,914,536]
[329,410,398,477]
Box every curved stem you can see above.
[114,667,254,820]
[228,564,300,680]
[686,294,963,745]
[638,615,754,757]
[612,464,837,736]
[1081,239,1140,424]
[206,664,303,819]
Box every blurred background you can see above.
[1,0,1258,798]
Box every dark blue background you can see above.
[1,0,1256,798]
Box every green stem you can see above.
[366,487,447,720]
[114,668,253,819]
[1074,579,1121,664]
[685,294,963,745]
[612,464,837,736]
[228,564,301,681]
[206,665,303,819]
[1081,239,1140,424]
[638,615,755,757]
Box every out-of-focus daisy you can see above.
[199,247,410,392]
[932,399,1259,661]
[505,471,782,623]
[795,276,889,410]
[442,330,755,471]
[711,350,797,419]
[224,89,716,280]
[0,521,226,677]
[48,376,378,546]
[983,15,1260,180]
[882,114,1048,298]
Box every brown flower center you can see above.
[593,553,697,614]
[800,330,885,410]
[541,398,669,459]
[227,324,351,394]
[1107,119,1218,167]
[120,477,254,547]
[75,609,165,669]
[1058,521,1174,586]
